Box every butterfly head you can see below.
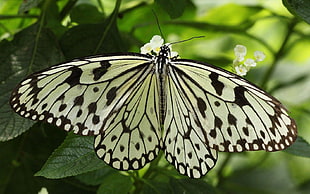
[158,44,170,57]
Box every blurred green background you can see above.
[0,0,310,193]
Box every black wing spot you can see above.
[214,101,220,107]
[210,129,217,138]
[269,127,276,136]
[31,98,39,106]
[135,143,140,150]
[260,130,266,139]
[93,86,99,93]
[65,67,82,86]
[228,113,237,125]
[88,102,97,113]
[111,135,117,142]
[59,104,67,112]
[120,145,125,152]
[92,115,100,124]
[74,95,84,106]
[234,86,250,106]
[194,143,200,150]
[93,61,111,81]
[242,127,249,136]
[76,109,82,117]
[42,103,48,110]
[209,72,224,96]
[227,127,232,136]
[214,116,223,129]
[106,87,117,106]
[246,118,252,125]
[197,97,207,118]
[187,152,193,159]
[177,147,181,155]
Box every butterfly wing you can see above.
[164,71,218,178]
[94,67,161,170]
[10,53,162,170]
[167,59,297,153]
[10,54,156,136]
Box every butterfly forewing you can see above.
[10,54,154,136]
[169,59,297,153]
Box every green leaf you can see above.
[284,136,310,157]
[0,123,67,194]
[70,3,105,24]
[0,97,34,142]
[155,0,187,19]
[61,0,122,58]
[75,168,117,186]
[0,23,64,141]
[169,178,217,194]
[35,133,105,178]
[140,179,173,194]
[60,20,123,59]
[219,160,297,193]
[283,0,310,24]
[202,3,263,25]
[97,173,133,194]
[42,0,67,37]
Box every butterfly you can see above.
[10,35,297,178]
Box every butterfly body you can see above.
[155,44,171,125]
[10,36,297,178]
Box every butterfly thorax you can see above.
[155,45,171,125]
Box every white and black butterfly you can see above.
[10,35,297,178]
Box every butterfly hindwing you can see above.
[94,69,161,170]
[169,59,297,153]
[163,70,218,178]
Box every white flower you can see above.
[244,58,256,67]
[150,35,164,48]
[140,35,164,54]
[254,51,266,62]
[140,43,153,54]
[234,45,247,61]
[235,65,248,76]
[149,35,164,54]
[38,187,48,194]
[232,44,266,76]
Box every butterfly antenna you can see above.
[152,10,165,39]
[169,36,205,45]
